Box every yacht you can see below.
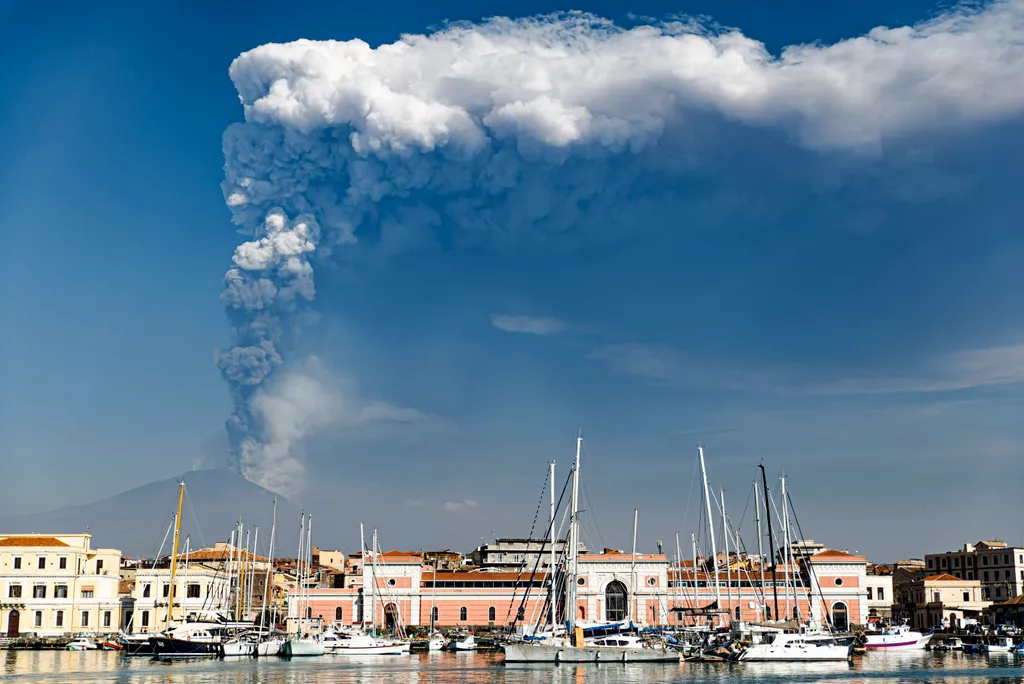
[864,624,933,650]
[323,631,410,655]
[67,637,98,651]
[735,628,853,662]
[150,622,225,657]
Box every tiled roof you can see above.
[423,570,550,581]
[922,573,964,582]
[0,536,70,547]
[181,548,269,562]
[809,549,866,562]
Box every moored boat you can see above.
[864,625,932,651]
[67,637,98,651]
[734,628,853,662]
[323,631,410,655]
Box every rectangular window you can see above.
[941,558,947,567]
[81,611,89,627]
[954,557,960,567]
[59,557,67,570]
[984,571,989,581]
[968,572,974,580]
[103,611,111,627]
[37,557,46,570]
[81,589,94,598]
[141,611,150,627]
[187,584,200,598]
[968,557,974,566]
[867,587,873,600]
[13,556,21,570]
[33,585,47,599]
[1004,554,1010,565]
[933,591,940,602]
[9,585,21,598]
[1006,570,1012,580]
[927,559,933,569]
[996,587,1002,598]
[963,591,970,601]
[34,611,42,627]
[96,560,104,574]
[56,610,63,627]
[142,584,151,598]
[983,556,989,566]
[162,585,169,598]
[878,588,884,601]
[55,585,67,598]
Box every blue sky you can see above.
[1,0,1021,562]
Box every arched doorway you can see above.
[605,581,628,622]
[6,610,20,637]
[831,602,849,631]
[384,603,399,632]
[335,606,343,622]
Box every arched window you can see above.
[305,607,312,619]
[579,606,586,620]
[793,607,800,621]
[459,606,467,621]
[830,602,849,631]
[335,606,343,622]
[488,606,496,622]
[432,606,438,622]
[605,580,628,621]
[735,606,741,621]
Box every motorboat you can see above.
[735,628,853,662]
[864,625,933,651]
[98,640,123,651]
[67,637,98,651]
[427,633,445,651]
[586,634,650,649]
[986,636,1016,653]
[448,634,476,651]
[118,631,157,655]
[323,631,410,655]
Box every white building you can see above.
[0,534,122,638]
[129,563,230,633]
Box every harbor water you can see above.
[2,650,1022,684]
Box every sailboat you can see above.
[500,435,679,663]
[280,513,325,657]
[256,500,285,657]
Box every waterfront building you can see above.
[925,541,1024,603]
[908,574,988,630]
[284,545,870,632]
[990,593,1024,628]
[0,534,121,638]
[865,565,894,622]
[129,562,231,632]
[469,538,583,572]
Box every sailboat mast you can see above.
[754,481,766,621]
[629,508,638,623]
[307,516,314,633]
[548,460,556,635]
[565,434,582,633]
[758,464,779,620]
[429,557,438,633]
[697,445,720,620]
[782,476,792,621]
[166,481,185,628]
[239,529,250,622]
[263,500,277,630]
[249,527,259,620]
[722,490,733,625]
[674,532,684,618]
[359,523,366,630]
[690,533,698,629]
[297,512,305,637]
[371,527,378,635]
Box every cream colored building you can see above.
[865,572,894,621]
[910,573,989,630]
[129,563,231,633]
[0,534,122,637]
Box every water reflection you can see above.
[0,650,1020,684]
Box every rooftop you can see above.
[0,535,71,547]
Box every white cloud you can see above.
[490,314,569,335]
[591,343,1024,395]
[404,498,425,508]
[441,499,480,513]
[230,5,1024,157]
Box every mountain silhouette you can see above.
[0,469,303,557]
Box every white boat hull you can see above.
[327,642,410,655]
[737,643,851,661]
[256,639,283,657]
[221,641,256,657]
[281,639,325,657]
[864,632,932,650]
[502,642,680,663]
[428,637,445,651]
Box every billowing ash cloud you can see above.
[218,3,1024,493]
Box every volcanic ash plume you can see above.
[216,5,1024,493]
